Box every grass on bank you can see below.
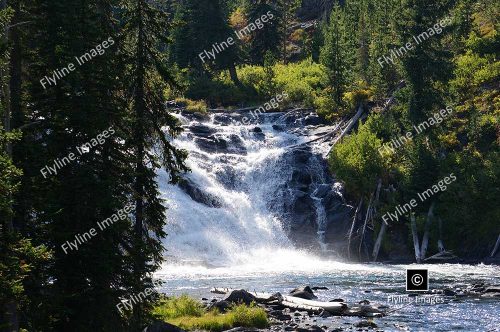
[153,295,269,332]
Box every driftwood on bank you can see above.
[210,288,346,314]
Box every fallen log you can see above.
[211,288,346,314]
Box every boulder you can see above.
[303,114,324,126]
[268,310,292,321]
[484,286,500,293]
[272,124,284,132]
[224,289,257,305]
[208,300,232,313]
[294,325,324,332]
[142,321,186,332]
[289,286,317,300]
[224,328,261,332]
[354,320,378,328]
[178,178,222,208]
[189,124,216,137]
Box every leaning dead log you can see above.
[420,201,435,261]
[423,250,458,262]
[491,234,500,257]
[347,198,363,260]
[372,219,387,262]
[410,214,421,263]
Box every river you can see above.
[154,109,499,331]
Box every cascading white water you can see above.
[157,111,343,274]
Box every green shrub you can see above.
[273,59,328,107]
[153,295,204,319]
[154,296,268,332]
[174,98,208,113]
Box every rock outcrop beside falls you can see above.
[177,109,352,253]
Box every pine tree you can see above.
[120,0,188,329]
[246,0,280,65]
[320,3,353,108]
[24,0,136,329]
[170,0,241,84]
[276,0,301,63]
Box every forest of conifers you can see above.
[0,0,498,331]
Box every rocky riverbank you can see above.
[144,283,500,332]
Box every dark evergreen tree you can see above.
[320,3,354,108]
[23,0,136,330]
[246,0,280,65]
[120,0,188,329]
[170,0,241,84]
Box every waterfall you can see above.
[157,109,351,272]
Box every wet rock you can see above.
[443,289,456,296]
[354,321,377,328]
[311,286,328,291]
[143,320,186,332]
[201,297,208,301]
[224,289,257,305]
[252,127,263,133]
[294,325,324,332]
[178,178,222,208]
[289,286,317,300]
[319,310,332,318]
[213,113,236,125]
[208,300,232,313]
[484,286,500,293]
[330,298,344,302]
[194,134,247,155]
[224,328,261,332]
[272,124,284,131]
[189,124,216,137]
[269,310,292,321]
[194,136,227,153]
[303,113,324,126]
[358,300,370,305]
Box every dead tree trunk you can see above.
[347,198,363,260]
[491,234,500,257]
[334,105,364,144]
[410,214,421,263]
[420,201,435,261]
[358,192,374,259]
[437,217,445,252]
[372,220,387,262]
